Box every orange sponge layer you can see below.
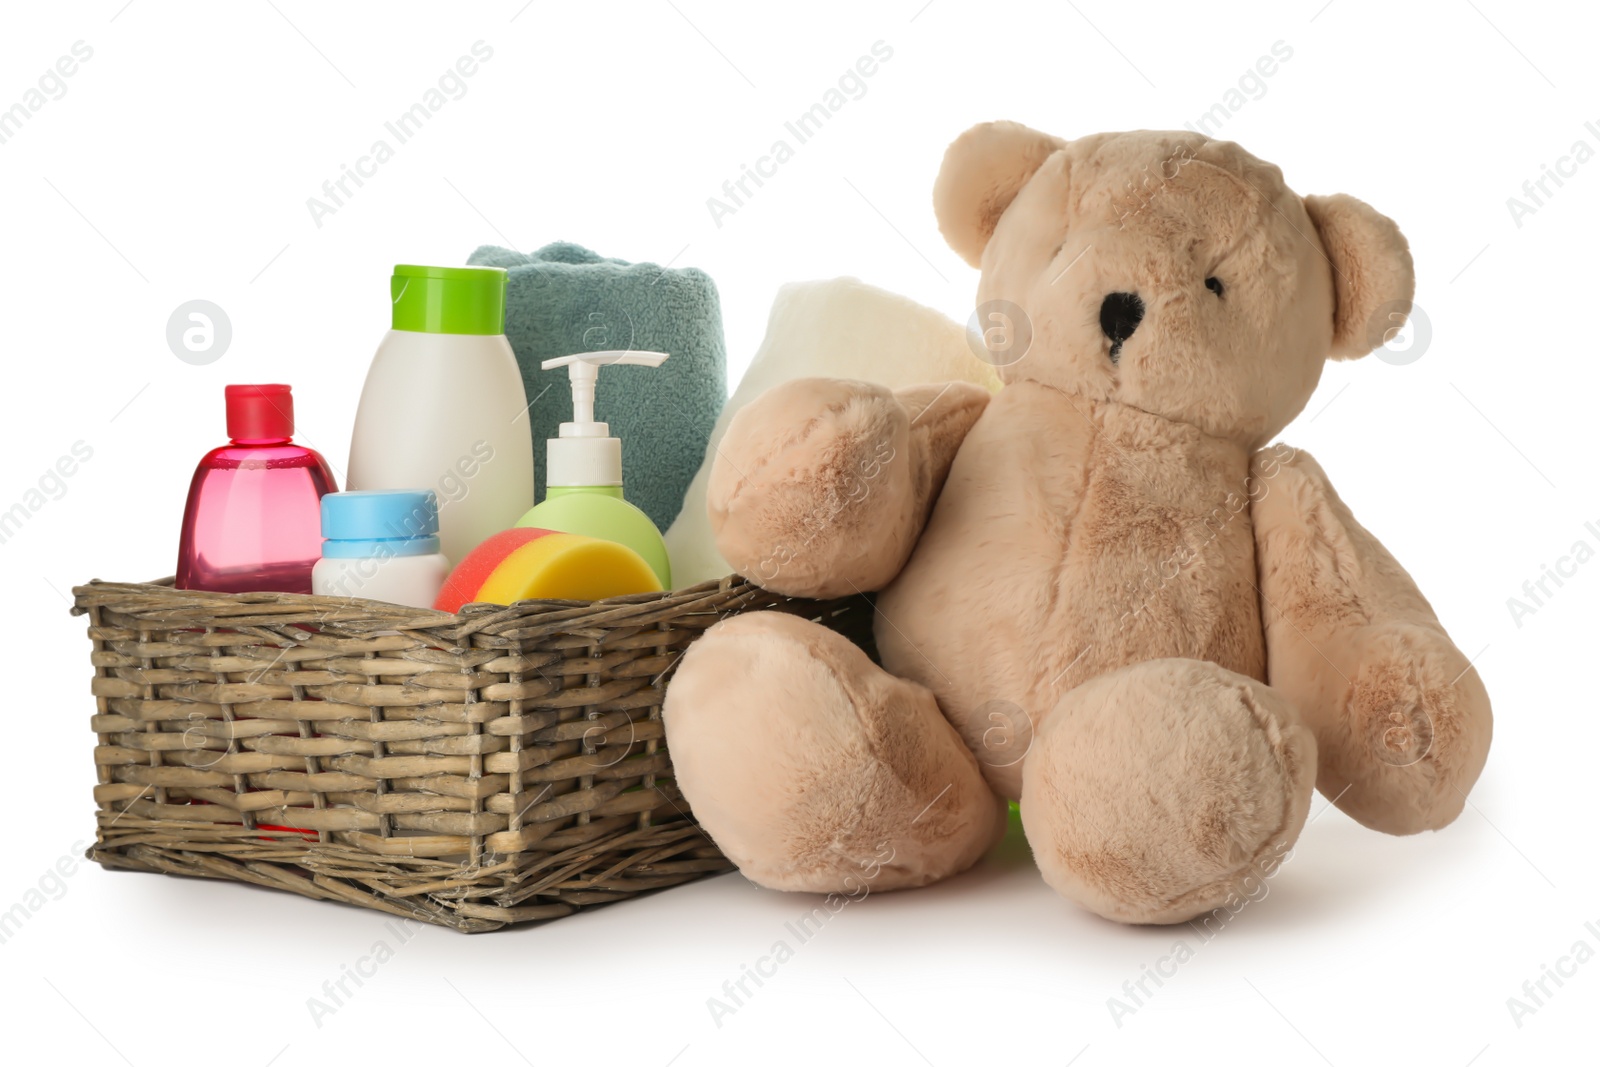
[434,527,662,612]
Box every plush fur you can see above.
[709,377,989,596]
[668,612,1007,890]
[1021,657,1316,924]
[1303,194,1415,359]
[663,125,1492,924]
[664,277,1002,587]
[1251,449,1492,833]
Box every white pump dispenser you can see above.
[541,350,669,488]
[514,349,675,587]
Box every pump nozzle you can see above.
[540,350,669,487]
[541,350,668,437]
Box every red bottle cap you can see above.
[225,384,295,442]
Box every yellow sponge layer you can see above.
[475,532,662,605]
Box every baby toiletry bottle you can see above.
[176,384,338,594]
[312,490,450,609]
[515,351,672,586]
[347,264,534,564]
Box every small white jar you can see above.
[312,489,451,609]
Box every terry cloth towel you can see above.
[663,276,1002,588]
[467,242,727,534]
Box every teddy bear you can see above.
[661,122,1493,924]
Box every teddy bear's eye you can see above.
[1205,276,1225,297]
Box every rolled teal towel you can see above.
[468,242,727,533]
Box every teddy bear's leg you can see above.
[663,611,1007,893]
[1019,658,1318,925]
[1251,447,1493,835]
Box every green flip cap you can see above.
[390,264,507,335]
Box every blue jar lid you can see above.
[320,490,441,557]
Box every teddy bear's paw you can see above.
[663,610,1007,894]
[1316,621,1493,836]
[707,377,921,598]
[1019,658,1317,925]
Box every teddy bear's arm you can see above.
[707,377,989,598]
[1250,445,1492,835]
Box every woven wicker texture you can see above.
[72,576,868,932]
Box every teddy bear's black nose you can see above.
[1100,292,1145,359]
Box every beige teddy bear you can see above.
[662,123,1492,924]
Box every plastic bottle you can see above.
[515,350,672,586]
[347,264,534,564]
[313,490,451,608]
[176,384,337,594]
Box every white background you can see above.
[2,1,1595,1064]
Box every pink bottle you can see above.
[175,384,338,593]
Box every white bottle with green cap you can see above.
[347,264,534,564]
[515,350,672,587]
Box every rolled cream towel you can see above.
[664,276,1000,587]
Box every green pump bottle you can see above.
[515,350,672,587]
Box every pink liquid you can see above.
[175,441,337,594]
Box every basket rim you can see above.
[71,573,767,642]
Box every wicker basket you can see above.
[70,576,867,933]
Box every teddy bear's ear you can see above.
[935,121,1067,268]
[1303,193,1415,360]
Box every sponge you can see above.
[434,527,662,612]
